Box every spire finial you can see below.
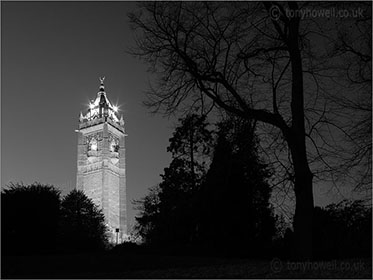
[99,77,105,92]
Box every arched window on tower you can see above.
[89,138,98,151]
[110,139,119,153]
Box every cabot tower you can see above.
[76,77,127,242]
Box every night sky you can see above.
[2,2,361,226]
[1,1,175,227]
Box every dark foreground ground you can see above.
[2,253,372,278]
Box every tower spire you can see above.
[82,77,121,123]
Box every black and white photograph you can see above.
[1,1,372,278]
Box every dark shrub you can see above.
[58,189,108,253]
[1,183,61,255]
[313,200,372,259]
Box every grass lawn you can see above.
[2,253,372,278]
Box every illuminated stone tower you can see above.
[76,77,127,242]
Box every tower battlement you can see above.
[79,116,125,134]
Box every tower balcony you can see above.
[79,117,106,130]
[107,118,125,133]
[79,116,125,134]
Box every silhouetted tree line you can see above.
[129,1,372,259]
[280,199,372,259]
[134,115,277,256]
[2,184,108,255]
[134,114,372,259]
[312,200,372,259]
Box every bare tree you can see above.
[129,1,371,258]
[331,6,372,194]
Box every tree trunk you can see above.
[289,138,314,260]
[190,124,195,186]
[287,4,315,259]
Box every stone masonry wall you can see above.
[77,118,127,242]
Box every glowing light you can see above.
[89,103,95,109]
[113,105,118,112]
[91,142,97,151]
